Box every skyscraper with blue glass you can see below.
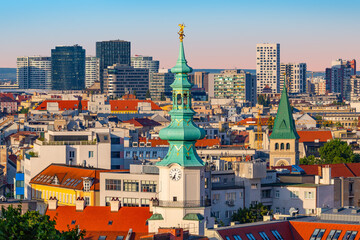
[51,45,86,90]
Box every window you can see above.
[246,233,256,240]
[280,143,284,150]
[84,197,90,206]
[116,237,124,240]
[259,232,270,240]
[16,180,24,187]
[88,151,94,158]
[98,236,107,240]
[111,137,120,144]
[305,191,314,199]
[123,180,139,192]
[69,151,75,158]
[106,179,121,191]
[275,190,280,198]
[290,191,299,199]
[342,231,357,240]
[141,198,149,207]
[310,229,326,240]
[234,235,242,240]
[286,143,290,150]
[226,192,236,201]
[111,151,121,158]
[83,180,91,192]
[212,211,220,218]
[251,184,258,189]
[141,181,156,192]
[262,190,271,198]
[225,210,236,218]
[271,230,283,240]
[71,220,76,225]
[123,198,139,207]
[275,143,279,150]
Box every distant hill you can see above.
[0,68,16,81]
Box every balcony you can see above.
[36,139,96,146]
[151,199,211,208]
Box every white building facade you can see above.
[131,55,159,73]
[280,63,307,93]
[85,56,100,88]
[17,56,52,89]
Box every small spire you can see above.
[171,24,192,74]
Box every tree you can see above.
[0,205,85,240]
[19,108,29,114]
[145,89,151,99]
[257,95,270,107]
[160,92,166,101]
[231,203,271,224]
[267,116,274,130]
[319,139,360,164]
[300,155,320,165]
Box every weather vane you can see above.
[178,24,185,42]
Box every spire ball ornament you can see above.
[178,24,185,42]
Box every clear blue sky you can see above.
[1,0,359,70]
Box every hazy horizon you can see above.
[1,0,359,71]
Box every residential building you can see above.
[214,70,256,105]
[96,40,131,91]
[103,64,149,99]
[256,43,280,94]
[297,131,332,158]
[16,56,52,89]
[280,63,307,93]
[131,55,159,73]
[350,75,360,101]
[269,81,299,167]
[0,95,17,113]
[191,72,209,92]
[311,77,326,95]
[85,56,100,88]
[325,59,356,99]
[149,69,174,100]
[51,45,85,90]
[30,164,121,206]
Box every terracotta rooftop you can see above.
[46,206,151,239]
[109,100,162,112]
[35,100,88,111]
[237,117,269,126]
[297,130,333,143]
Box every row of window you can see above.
[310,228,358,240]
[274,190,314,199]
[105,179,157,192]
[125,151,158,159]
[225,230,283,240]
[32,189,90,205]
[105,197,149,207]
[274,143,291,150]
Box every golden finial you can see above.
[178,24,185,42]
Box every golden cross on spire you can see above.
[178,24,185,42]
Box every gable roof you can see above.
[35,100,88,111]
[270,84,299,140]
[30,164,124,190]
[297,131,333,143]
[46,206,151,239]
[109,100,162,112]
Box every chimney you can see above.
[48,197,58,210]
[76,197,85,211]
[318,165,322,177]
[110,197,121,212]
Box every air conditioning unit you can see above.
[226,200,235,206]
[212,199,217,204]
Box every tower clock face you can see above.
[169,168,182,181]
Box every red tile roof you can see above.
[35,100,88,111]
[217,221,293,240]
[237,117,269,126]
[110,100,162,112]
[46,206,151,239]
[297,131,333,143]
[30,164,125,190]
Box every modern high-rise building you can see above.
[213,70,257,105]
[325,59,356,100]
[256,43,280,94]
[17,56,52,89]
[149,69,174,100]
[103,64,149,99]
[350,75,360,102]
[131,55,159,73]
[51,45,85,90]
[85,56,100,88]
[96,40,131,92]
[192,72,209,92]
[280,63,307,93]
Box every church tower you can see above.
[269,79,300,167]
[148,25,213,235]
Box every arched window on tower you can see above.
[275,143,279,150]
[183,93,188,108]
[286,143,290,150]
[177,94,182,106]
[280,143,284,150]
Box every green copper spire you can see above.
[157,25,205,167]
[269,78,299,140]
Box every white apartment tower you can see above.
[256,43,280,94]
[131,55,159,73]
[17,56,52,89]
[85,56,100,88]
[280,63,307,93]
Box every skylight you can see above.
[246,233,256,240]
[271,230,284,240]
[311,229,326,240]
[327,230,342,240]
[71,220,76,225]
[233,235,242,240]
[259,232,270,240]
[342,231,357,240]
[108,221,113,225]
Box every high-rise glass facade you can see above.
[17,56,52,89]
[51,45,85,90]
[96,40,131,92]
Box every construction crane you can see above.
[256,109,263,150]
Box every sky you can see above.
[0,0,360,71]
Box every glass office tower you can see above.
[51,45,85,90]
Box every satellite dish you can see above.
[289,207,299,217]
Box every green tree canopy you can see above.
[0,205,85,240]
[160,92,166,101]
[300,155,320,165]
[319,139,360,164]
[145,89,151,99]
[231,203,271,224]
[257,95,270,107]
